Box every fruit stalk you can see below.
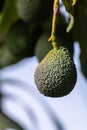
[48,0,59,50]
[66,13,74,33]
[72,0,77,6]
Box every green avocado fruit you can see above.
[34,47,77,97]
[17,0,53,23]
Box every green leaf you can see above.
[0,0,19,33]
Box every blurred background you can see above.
[0,0,87,130]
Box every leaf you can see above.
[0,0,19,33]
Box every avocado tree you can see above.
[0,0,87,129]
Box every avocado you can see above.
[34,47,77,97]
[17,0,53,23]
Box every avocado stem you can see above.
[48,0,59,50]
[72,0,77,6]
[66,13,74,33]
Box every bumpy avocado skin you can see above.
[34,47,77,97]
